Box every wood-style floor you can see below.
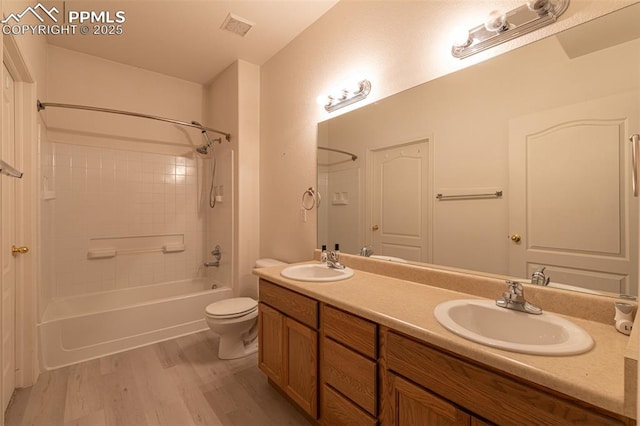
[4,331,312,426]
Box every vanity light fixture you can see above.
[452,0,569,59]
[323,79,372,113]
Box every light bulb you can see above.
[526,0,551,14]
[329,90,348,101]
[484,10,507,32]
[451,26,472,48]
[316,94,329,107]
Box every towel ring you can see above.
[302,187,321,210]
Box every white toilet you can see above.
[205,258,286,359]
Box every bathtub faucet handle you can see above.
[211,245,222,261]
[205,245,222,268]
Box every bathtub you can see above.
[38,278,232,370]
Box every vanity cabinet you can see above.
[381,329,634,426]
[320,304,378,425]
[257,279,635,425]
[258,279,319,418]
[386,372,482,425]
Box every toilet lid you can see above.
[206,297,258,318]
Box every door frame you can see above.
[3,33,39,388]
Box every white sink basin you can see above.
[433,299,594,356]
[280,264,354,282]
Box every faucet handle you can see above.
[211,245,222,260]
[505,280,524,295]
[360,246,373,257]
[498,280,542,315]
[503,280,527,304]
[531,266,550,286]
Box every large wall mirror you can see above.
[317,3,640,298]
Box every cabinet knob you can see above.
[372,225,379,231]
[509,234,521,243]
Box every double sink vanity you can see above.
[254,252,638,425]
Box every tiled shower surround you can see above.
[49,143,207,298]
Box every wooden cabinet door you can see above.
[258,303,284,386]
[387,373,471,426]
[284,317,318,418]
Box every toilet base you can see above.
[218,335,258,360]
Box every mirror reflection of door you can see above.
[508,91,639,295]
[370,140,431,262]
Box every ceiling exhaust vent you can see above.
[221,13,254,37]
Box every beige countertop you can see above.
[254,260,637,419]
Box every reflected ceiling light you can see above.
[323,79,372,112]
[451,0,569,59]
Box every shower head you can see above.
[195,135,223,155]
[192,120,215,155]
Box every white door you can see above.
[1,62,17,412]
[370,140,430,262]
[508,91,639,295]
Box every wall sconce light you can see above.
[323,79,372,112]
[452,0,569,59]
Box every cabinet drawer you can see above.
[322,304,377,358]
[386,331,630,425]
[323,337,377,415]
[259,279,318,329]
[322,384,377,426]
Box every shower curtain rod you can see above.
[37,100,231,142]
[318,146,358,161]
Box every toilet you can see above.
[205,258,286,359]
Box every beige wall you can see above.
[260,0,637,263]
[204,62,239,294]
[236,61,261,298]
[45,46,204,156]
[204,60,261,298]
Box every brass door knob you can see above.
[372,225,379,231]
[11,245,29,256]
[509,234,521,243]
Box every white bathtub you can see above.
[38,278,232,370]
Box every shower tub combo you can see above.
[38,278,231,370]
[37,101,235,370]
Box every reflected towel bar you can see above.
[0,159,23,178]
[436,190,503,200]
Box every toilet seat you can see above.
[206,297,258,319]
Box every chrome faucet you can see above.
[326,251,345,269]
[496,280,542,315]
[360,246,374,257]
[531,266,550,286]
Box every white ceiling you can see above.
[46,1,339,84]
